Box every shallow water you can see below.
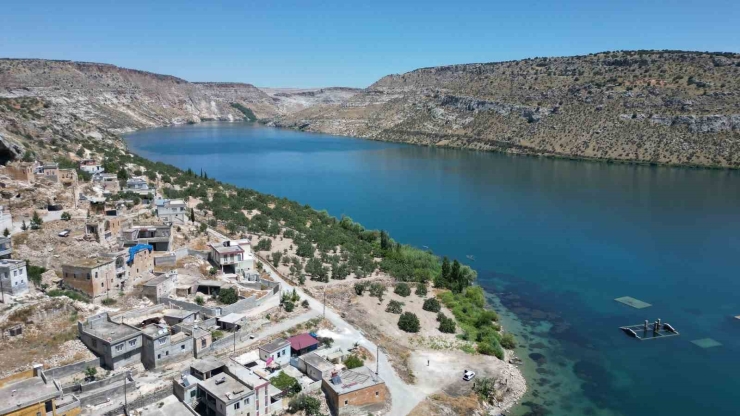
[126,122,740,416]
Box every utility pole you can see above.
[123,370,129,413]
[323,286,326,319]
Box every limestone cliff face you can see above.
[271,51,740,168]
[0,59,279,133]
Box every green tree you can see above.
[287,394,321,415]
[422,297,441,312]
[501,333,517,349]
[190,208,195,223]
[394,282,411,297]
[380,230,390,251]
[354,281,368,296]
[271,251,282,267]
[84,366,97,381]
[117,168,129,180]
[217,288,238,304]
[344,354,364,369]
[369,282,386,301]
[2,228,9,237]
[61,211,72,221]
[195,295,205,306]
[385,300,404,314]
[438,316,456,333]
[31,211,43,229]
[415,282,427,297]
[398,312,421,333]
[271,371,301,396]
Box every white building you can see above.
[156,199,187,224]
[126,177,152,196]
[209,239,255,277]
[0,259,29,296]
[258,338,291,367]
[0,206,11,236]
[79,159,104,174]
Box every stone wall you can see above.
[99,383,174,416]
[160,297,221,317]
[46,357,101,380]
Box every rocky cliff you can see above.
[0,59,279,133]
[270,51,740,168]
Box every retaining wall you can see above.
[46,357,101,380]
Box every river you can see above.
[125,122,740,416]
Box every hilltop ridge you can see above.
[270,50,740,168]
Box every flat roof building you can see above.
[323,367,387,415]
[62,257,117,299]
[0,259,29,297]
[77,312,143,370]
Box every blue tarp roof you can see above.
[127,244,153,265]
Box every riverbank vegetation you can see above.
[79,136,514,355]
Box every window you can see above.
[234,402,240,410]
[376,391,379,396]
[245,398,250,404]
[181,344,186,350]
[129,339,137,347]
[201,339,207,348]
[344,400,348,405]
[190,390,196,398]
[101,282,104,287]
[277,351,281,358]
[165,351,169,356]
[158,337,167,345]
[95,272,98,278]
[157,354,161,359]
[92,339,97,348]
[115,343,124,352]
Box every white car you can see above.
[463,370,476,381]
[58,230,70,237]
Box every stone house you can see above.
[3,161,37,183]
[58,168,78,186]
[323,367,387,416]
[61,257,117,299]
[0,259,29,297]
[85,215,124,245]
[38,162,58,180]
[142,271,177,302]
[96,173,120,193]
[140,323,193,370]
[77,312,143,370]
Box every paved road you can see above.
[257,254,426,415]
[207,227,425,414]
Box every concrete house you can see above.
[190,357,226,381]
[323,367,387,416]
[38,162,59,180]
[210,240,255,277]
[62,257,117,299]
[0,365,80,416]
[78,313,143,370]
[163,309,197,327]
[157,199,187,224]
[79,159,103,174]
[142,271,178,302]
[125,177,152,196]
[0,259,29,297]
[140,323,193,370]
[217,313,246,332]
[123,225,172,251]
[198,373,256,416]
[96,173,120,193]
[258,338,291,368]
[297,352,335,381]
[0,236,13,259]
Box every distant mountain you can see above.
[269,51,740,168]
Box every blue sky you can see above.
[1,0,738,88]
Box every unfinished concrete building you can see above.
[323,367,387,416]
[0,236,13,259]
[78,313,143,370]
[123,225,172,251]
[0,365,81,416]
[140,323,193,370]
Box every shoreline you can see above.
[122,123,529,413]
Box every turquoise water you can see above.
[126,122,740,416]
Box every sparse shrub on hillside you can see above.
[394,282,411,297]
[423,297,441,312]
[398,312,420,333]
[385,300,404,314]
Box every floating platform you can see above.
[615,296,652,309]
[619,324,679,341]
[691,338,722,349]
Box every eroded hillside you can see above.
[270,51,740,168]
